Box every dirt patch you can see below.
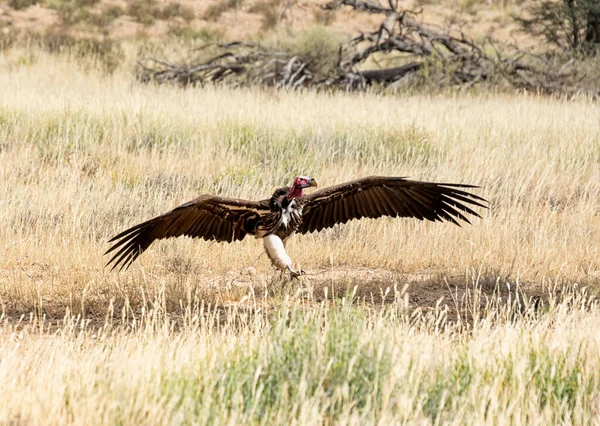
[0,264,552,330]
[155,265,545,324]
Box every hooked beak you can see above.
[309,178,318,188]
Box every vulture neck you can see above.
[286,185,303,200]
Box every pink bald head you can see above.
[287,176,318,199]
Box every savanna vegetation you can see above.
[1,0,600,424]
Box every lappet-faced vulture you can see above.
[106,176,486,278]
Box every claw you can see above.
[286,265,304,281]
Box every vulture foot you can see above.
[286,265,306,281]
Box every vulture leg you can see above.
[263,234,304,280]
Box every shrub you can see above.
[249,0,282,30]
[8,0,39,10]
[515,0,600,55]
[272,26,344,77]
[127,0,161,26]
[160,2,195,22]
[204,0,243,21]
[27,29,124,73]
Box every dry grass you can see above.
[2,291,600,425]
[1,47,600,424]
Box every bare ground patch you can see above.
[0,264,553,329]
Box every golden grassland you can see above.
[1,48,600,424]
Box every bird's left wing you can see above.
[298,176,487,234]
[105,195,269,271]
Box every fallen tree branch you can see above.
[136,0,597,97]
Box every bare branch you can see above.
[136,1,596,97]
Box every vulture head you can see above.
[287,176,318,199]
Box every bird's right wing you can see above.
[105,195,269,271]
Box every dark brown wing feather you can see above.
[297,176,487,234]
[105,195,269,271]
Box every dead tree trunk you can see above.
[585,7,600,47]
[135,0,596,97]
[567,0,581,50]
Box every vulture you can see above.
[106,176,486,278]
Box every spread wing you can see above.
[298,176,487,234]
[105,195,269,271]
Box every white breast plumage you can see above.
[281,199,302,227]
